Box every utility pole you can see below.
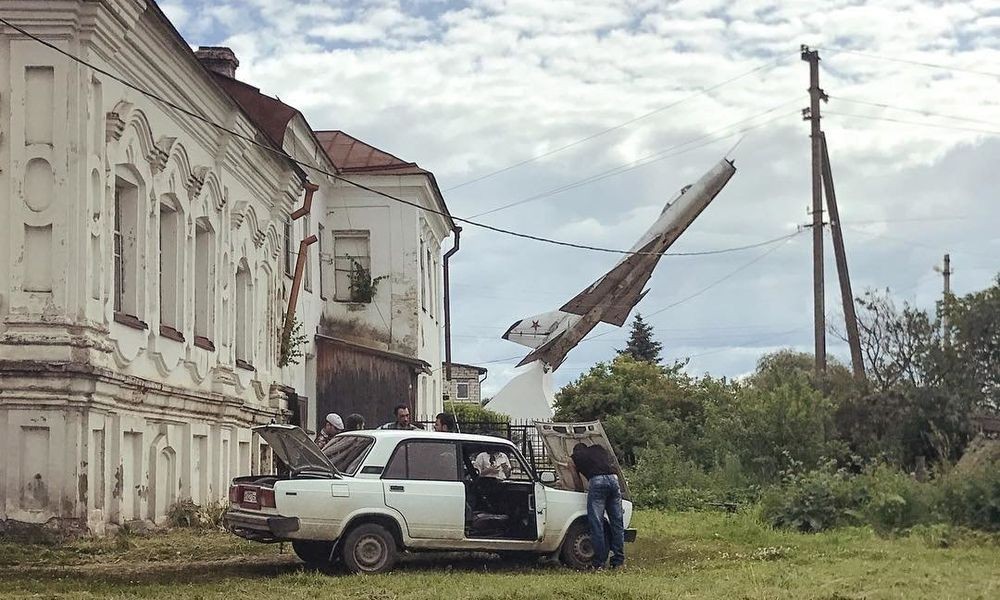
[820,133,865,379]
[935,253,953,345]
[802,45,828,374]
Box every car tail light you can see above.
[229,485,240,503]
[259,488,276,508]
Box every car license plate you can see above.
[242,489,258,504]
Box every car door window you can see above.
[463,444,534,482]
[382,441,459,481]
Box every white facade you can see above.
[0,0,454,532]
[308,172,451,423]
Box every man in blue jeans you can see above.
[570,442,625,569]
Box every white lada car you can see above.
[224,422,636,573]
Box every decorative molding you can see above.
[105,111,126,142]
[147,136,176,174]
[186,166,208,199]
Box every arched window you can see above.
[113,166,146,327]
[235,260,252,369]
[193,218,216,349]
[159,196,183,339]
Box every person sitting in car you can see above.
[474,449,512,480]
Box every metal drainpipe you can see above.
[478,369,488,406]
[442,226,461,382]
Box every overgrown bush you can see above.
[937,465,1000,532]
[166,499,201,528]
[858,464,938,533]
[629,446,716,510]
[166,499,229,530]
[628,447,760,511]
[759,460,860,532]
[760,459,1000,534]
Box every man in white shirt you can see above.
[474,450,512,480]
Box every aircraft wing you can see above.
[559,236,661,326]
[502,310,573,349]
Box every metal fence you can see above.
[414,417,554,475]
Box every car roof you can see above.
[339,429,517,447]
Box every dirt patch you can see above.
[1,555,302,585]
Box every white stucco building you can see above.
[0,0,456,533]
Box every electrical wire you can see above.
[444,54,791,192]
[645,233,799,319]
[0,15,771,259]
[818,46,1000,79]
[824,110,1000,136]
[579,231,801,343]
[831,97,1000,130]
[470,102,801,218]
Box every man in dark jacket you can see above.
[570,442,625,570]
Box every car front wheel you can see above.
[560,521,597,570]
[292,540,334,565]
[341,523,398,574]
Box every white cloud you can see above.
[167,0,999,388]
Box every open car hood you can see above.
[254,424,340,477]
[534,421,630,500]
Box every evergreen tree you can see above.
[619,313,662,364]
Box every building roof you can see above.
[313,130,457,231]
[211,73,299,148]
[314,130,427,174]
[445,362,488,374]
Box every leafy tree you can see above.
[554,355,717,465]
[619,313,663,364]
[707,351,844,483]
[943,276,1000,409]
[838,284,999,466]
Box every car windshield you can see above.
[323,435,374,475]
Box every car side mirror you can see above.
[539,471,558,484]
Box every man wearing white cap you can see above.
[314,413,344,449]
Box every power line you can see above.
[0,16,764,259]
[831,97,1000,130]
[644,233,798,318]
[454,233,802,366]
[470,102,800,218]
[824,110,1000,136]
[444,55,791,192]
[819,46,1000,79]
[844,225,997,261]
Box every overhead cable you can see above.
[819,46,1000,79]
[824,110,1000,136]
[0,17,777,258]
[444,54,791,192]
[831,97,1000,130]
[471,102,800,218]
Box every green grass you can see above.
[1,511,998,599]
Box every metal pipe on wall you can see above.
[442,226,462,382]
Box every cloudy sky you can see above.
[161,0,1000,395]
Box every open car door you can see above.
[534,421,630,501]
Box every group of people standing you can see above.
[313,404,459,449]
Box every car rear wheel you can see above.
[341,523,398,574]
[560,521,597,570]
[292,540,334,565]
